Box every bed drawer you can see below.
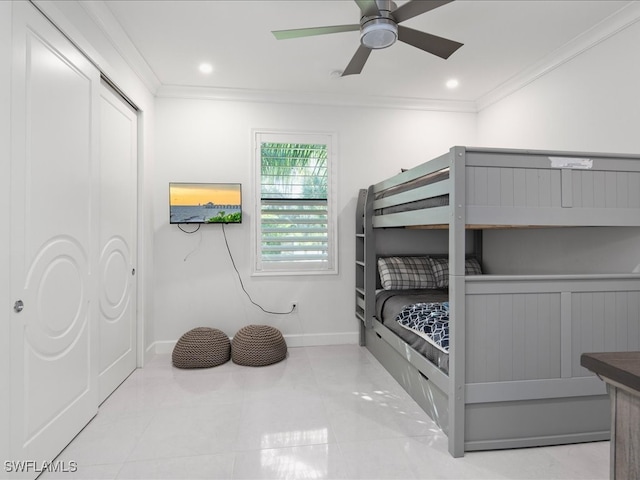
[464,395,610,451]
[365,326,449,434]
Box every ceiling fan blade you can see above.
[342,45,372,76]
[392,0,455,24]
[272,24,360,40]
[354,0,380,17]
[397,26,463,59]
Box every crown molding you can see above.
[71,0,640,114]
[77,1,473,112]
[476,1,640,112]
[155,84,478,113]
[78,0,161,94]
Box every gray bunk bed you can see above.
[354,146,640,457]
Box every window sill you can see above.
[252,269,338,277]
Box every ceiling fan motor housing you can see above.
[272,0,462,76]
[360,0,398,49]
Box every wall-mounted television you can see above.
[169,182,242,224]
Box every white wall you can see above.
[478,21,640,154]
[477,19,640,275]
[153,98,477,347]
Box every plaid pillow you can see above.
[428,257,449,288]
[377,256,436,290]
[428,257,483,288]
[465,257,483,276]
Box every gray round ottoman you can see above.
[231,325,287,366]
[172,327,231,368]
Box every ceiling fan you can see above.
[272,0,463,76]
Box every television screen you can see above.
[169,182,242,224]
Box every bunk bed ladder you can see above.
[449,146,467,458]
[355,187,376,345]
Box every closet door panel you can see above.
[98,82,138,403]
[10,2,99,468]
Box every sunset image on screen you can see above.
[169,183,242,224]
[170,183,241,206]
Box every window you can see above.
[254,131,337,274]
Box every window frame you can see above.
[253,130,338,276]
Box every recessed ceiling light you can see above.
[446,79,459,89]
[199,63,213,74]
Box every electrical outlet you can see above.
[291,302,298,312]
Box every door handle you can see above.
[14,300,24,313]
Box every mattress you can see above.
[375,289,450,374]
[374,168,450,216]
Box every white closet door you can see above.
[98,82,138,403]
[10,1,100,469]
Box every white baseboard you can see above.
[150,331,359,355]
[283,332,359,347]
[142,342,158,364]
[152,341,177,355]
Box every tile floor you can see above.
[48,345,609,479]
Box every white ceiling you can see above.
[92,0,639,109]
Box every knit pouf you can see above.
[172,327,231,369]
[231,325,287,367]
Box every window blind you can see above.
[259,141,331,271]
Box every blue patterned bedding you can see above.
[395,302,449,353]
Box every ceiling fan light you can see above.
[361,22,397,49]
